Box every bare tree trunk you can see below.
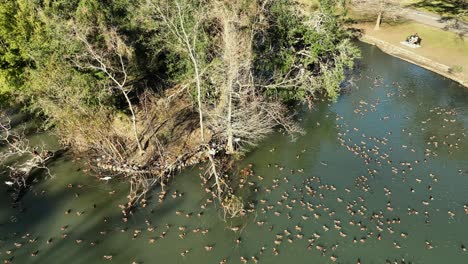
[192,57,205,143]
[153,1,205,143]
[176,2,205,143]
[224,15,235,153]
[115,51,144,154]
[374,11,382,30]
[122,89,144,153]
[219,12,236,154]
[216,2,253,153]
[207,154,223,194]
[348,0,401,31]
[74,30,144,153]
[226,90,234,153]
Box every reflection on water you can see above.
[0,43,467,264]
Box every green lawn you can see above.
[358,22,468,74]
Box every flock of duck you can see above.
[1,74,467,264]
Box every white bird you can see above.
[99,177,112,181]
[5,181,14,186]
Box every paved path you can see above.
[402,8,468,35]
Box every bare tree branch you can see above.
[72,26,144,154]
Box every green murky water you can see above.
[1,43,467,264]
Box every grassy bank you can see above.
[358,22,468,74]
[355,22,468,87]
[357,22,468,75]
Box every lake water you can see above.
[1,42,467,264]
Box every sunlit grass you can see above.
[358,22,468,74]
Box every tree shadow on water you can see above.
[0,187,72,263]
[25,194,183,264]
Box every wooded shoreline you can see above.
[0,0,359,217]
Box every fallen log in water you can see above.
[91,145,205,218]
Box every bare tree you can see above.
[201,1,305,208]
[348,0,402,30]
[209,88,302,149]
[212,0,253,153]
[151,0,206,143]
[136,0,307,217]
[146,0,233,205]
[73,27,144,154]
[208,1,304,151]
